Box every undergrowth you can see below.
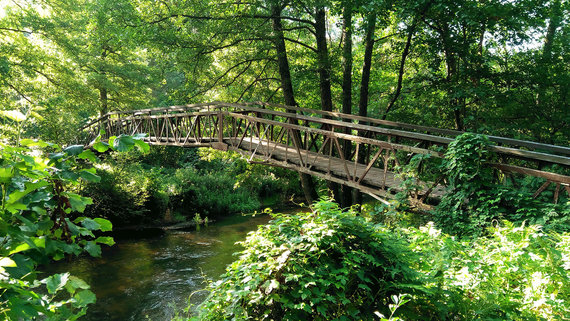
[175,200,570,320]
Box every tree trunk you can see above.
[99,49,108,116]
[383,21,415,120]
[353,12,377,206]
[314,7,334,113]
[271,2,318,204]
[440,24,463,131]
[340,3,353,208]
[542,0,562,63]
[537,0,562,109]
[99,86,108,116]
[314,6,339,201]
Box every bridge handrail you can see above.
[82,102,570,167]
[242,101,570,157]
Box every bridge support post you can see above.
[212,111,228,151]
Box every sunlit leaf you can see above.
[0,110,26,122]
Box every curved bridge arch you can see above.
[83,102,570,204]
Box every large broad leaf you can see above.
[0,257,17,274]
[0,167,14,184]
[67,193,93,213]
[0,110,26,122]
[79,169,101,183]
[93,218,112,232]
[7,181,49,206]
[19,139,51,148]
[63,145,85,156]
[112,134,135,152]
[77,218,100,231]
[73,289,97,307]
[92,141,109,153]
[132,133,148,139]
[0,257,17,267]
[65,276,90,295]
[48,152,65,161]
[95,236,115,246]
[84,241,101,257]
[134,139,150,153]
[45,272,70,294]
[78,149,97,162]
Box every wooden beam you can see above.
[491,163,570,184]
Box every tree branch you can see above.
[7,83,33,104]
[283,37,317,52]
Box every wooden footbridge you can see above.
[82,102,570,204]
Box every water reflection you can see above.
[44,214,272,321]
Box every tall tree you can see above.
[270,0,319,203]
[340,0,354,207]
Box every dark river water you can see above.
[44,214,272,321]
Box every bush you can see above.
[81,159,166,226]
[0,135,144,320]
[81,147,301,225]
[433,133,570,236]
[168,167,260,218]
[406,221,570,320]
[189,200,425,321]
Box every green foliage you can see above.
[433,133,498,235]
[168,167,260,218]
[0,135,146,320]
[185,200,570,320]
[406,221,570,320]
[433,133,569,236]
[190,200,424,321]
[80,146,301,225]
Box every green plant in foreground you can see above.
[179,197,570,321]
[406,221,570,320]
[187,199,425,321]
[0,133,147,320]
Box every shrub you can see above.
[433,133,570,236]
[190,200,425,321]
[406,221,570,320]
[0,135,145,320]
[169,167,260,218]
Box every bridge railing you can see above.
[82,102,570,203]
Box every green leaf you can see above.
[92,142,109,153]
[45,272,70,294]
[79,169,101,183]
[7,181,49,205]
[65,276,91,295]
[78,150,98,162]
[63,145,84,156]
[79,218,100,231]
[0,167,14,184]
[84,241,101,257]
[112,134,135,152]
[132,133,148,139]
[67,194,93,213]
[73,290,97,307]
[0,257,17,267]
[0,110,26,122]
[95,236,115,246]
[20,139,50,148]
[48,152,65,161]
[134,139,150,153]
[93,218,112,232]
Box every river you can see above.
[44,213,273,321]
